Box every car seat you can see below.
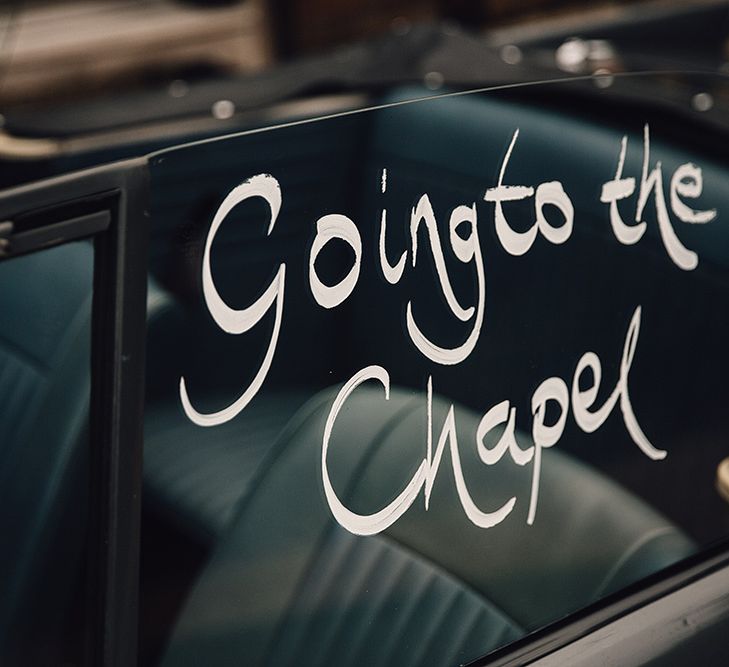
[0,241,175,664]
[0,242,93,663]
[159,384,695,667]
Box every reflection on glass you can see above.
[0,242,93,666]
[142,77,729,666]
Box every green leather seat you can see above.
[160,385,694,666]
[0,243,176,664]
[0,243,93,663]
[144,391,310,543]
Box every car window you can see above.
[139,74,729,666]
[0,241,93,665]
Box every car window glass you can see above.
[141,74,729,666]
[0,241,93,666]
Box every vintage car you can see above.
[1,2,728,666]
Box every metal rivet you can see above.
[424,71,444,90]
[212,100,236,120]
[168,79,189,98]
[691,92,714,112]
[500,44,523,66]
[593,68,614,89]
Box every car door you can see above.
[0,162,148,667]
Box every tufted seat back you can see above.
[0,243,93,661]
[160,385,695,666]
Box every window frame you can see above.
[472,543,729,666]
[0,159,149,667]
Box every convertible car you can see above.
[1,2,728,666]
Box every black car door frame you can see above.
[0,159,149,667]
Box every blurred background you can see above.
[0,0,727,185]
